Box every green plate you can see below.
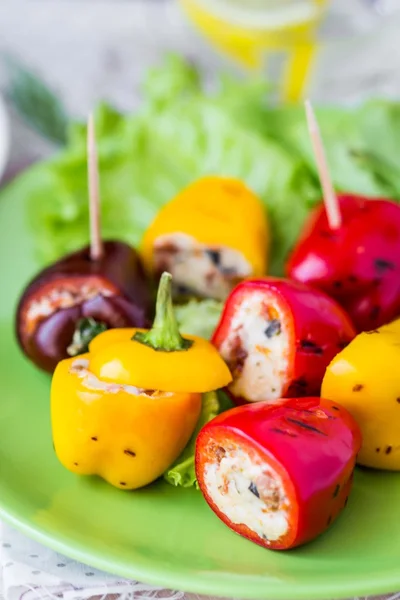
[1,173,400,600]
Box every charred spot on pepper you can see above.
[287,377,308,395]
[286,417,327,436]
[333,484,340,498]
[396,398,400,404]
[376,447,381,453]
[205,249,221,267]
[366,329,380,335]
[331,406,340,411]
[370,306,380,321]
[124,449,136,458]
[348,275,358,283]
[352,384,364,392]
[386,446,393,455]
[299,339,323,355]
[320,230,336,239]
[344,496,349,508]
[248,482,260,498]
[119,482,127,486]
[327,515,332,526]
[374,258,396,273]
[337,340,350,350]
[73,462,79,466]
[270,427,298,438]
[264,319,281,338]
[333,281,342,289]
[91,437,98,442]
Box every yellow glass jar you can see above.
[179,0,328,102]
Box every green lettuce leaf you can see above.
[164,391,233,488]
[25,56,318,275]
[174,299,223,340]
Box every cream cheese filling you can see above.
[26,285,114,324]
[219,291,290,402]
[204,446,289,542]
[153,233,251,300]
[70,358,171,397]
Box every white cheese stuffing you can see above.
[204,446,289,542]
[26,285,114,323]
[219,291,290,402]
[70,358,170,397]
[153,233,251,300]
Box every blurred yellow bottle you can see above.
[179,0,328,102]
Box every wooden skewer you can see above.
[87,113,103,261]
[305,100,342,230]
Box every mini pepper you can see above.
[322,317,400,471]
[195,397,361,550]
[141,176,269,301]
[212,277,356,404]
[51,272,232,490]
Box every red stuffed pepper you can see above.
[286,194,400,332]
[195,397,361,550]
[212,277,355,404]
[16,241,151,373]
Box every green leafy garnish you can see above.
[164,391,233,488]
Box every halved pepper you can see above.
[195,397,361,550]
[212,277,356,404]
[321,317,400,470]
[51,272,232,490]
[141,176,269,301]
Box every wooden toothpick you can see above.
[305,100,342,230]
[87,113,103,261]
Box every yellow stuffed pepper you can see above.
[141,176,269,301]
[51,272,232,490]
[321,318,400,471]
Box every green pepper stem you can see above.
[133,272,192,352]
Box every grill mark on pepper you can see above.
[270,427,298,438]
[287,377,308,394]
[124,449,136,458]
[286,417,327,436]
[248,482,260,498]
[205,249,221,266]
[352,384,364,392]
[337,340,350,350]
[370,306,380,321]
[344,496,349,508]
[375,258,396,273]
[327,515,332,526]
[264,320,281,338]
[320,230,335,239]
[386,446,393,454]
[333,484,340,498]
[299,339,323,355]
